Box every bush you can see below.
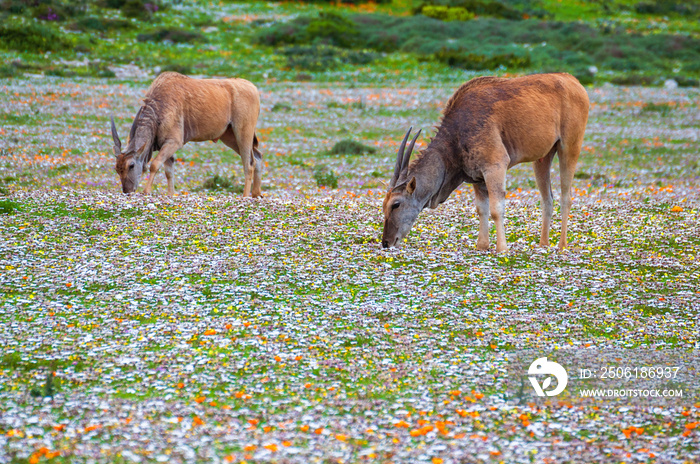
[0,64,17,78]
[200,174,243,193]
[313,165,338,189]
[137,28,204,44]
[71,16,134,32]
[0,199,20,214]
[635,0,700,17]
[0,23,71,52]
[329,139,376,155]
[282,44,376,71]
[254,12,359,48]
[421,5,475,21]
[434,47,531,69]
[610,74,657,86]
[414,0,528,20]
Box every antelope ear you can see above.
[406,176,416,195]
[135,141,148,160]
[110,116,122,157]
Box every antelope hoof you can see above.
[475,240,489,251]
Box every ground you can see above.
[0,78,699,463]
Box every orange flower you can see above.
[243,444,257,452]
[53,424,65,431]
[203,329,216,336]
[450,390,461,396]
[335,434,348,441]
[243,321,251,327]
[671,205,684,212]
[263,443,278,452]
[685,422,698,429]
[248,419,259,426]
[474,392,484,400]
[192,416,204,427]
[177,382,184,389]
[314,427,324,435]
[194,396,206,404]
[282,440,292,447]
[300,425,309,432]
[432,458,444,464]
[274,355,282,362]
[394,420,410,428]
[263,426,272,433]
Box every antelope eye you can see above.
[128,164,134,170]
[391,202,400,210]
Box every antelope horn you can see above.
[401,128,421,172]
[110,116,122,157]
[390,127,412,188]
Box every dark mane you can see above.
[441,76,504,117]
[127,98,161,161]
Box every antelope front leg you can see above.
[143,141,181,195]
[484,168,508,253]
[163,157,175,196]
[473,182,490,250]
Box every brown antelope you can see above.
[382,73,589,252]
[111,72,263,197]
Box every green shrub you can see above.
[0,64,17,78]
[610,74,657,86]
[434,47,531,70]
[282,44,376,71]
[254,12,359,48]
[0,199,20,214]
[200,174,243,193]
[71,16,134,32]
[642,102,674,116]
[272,103,292,112]
[421,5,475,21]
[675,76,699,87]
[635,0,700,17]
[414,0,529,20]
[137,28,204,44]
[0,22,72,52]
[329,139,376,155]
[313,165,338,189]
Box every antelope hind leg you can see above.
[557,140,582,251]
[473,182,490,250]
[533,146,556,247]
[484,167,508,253]
[220,128,257,198]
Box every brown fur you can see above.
[113,72,263,196]
[382,73,589,252]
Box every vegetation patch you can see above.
[199,174,243,194]
[0,22,72,52]
[313,165,339,188]
[137,28,204,44]
[328,139,377,156]
[281,44,377,71]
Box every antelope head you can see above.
[381,127,422,248]
[111,116,148,194]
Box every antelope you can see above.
[111,72,263,197]
[382,73,589,252]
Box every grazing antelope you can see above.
[382,73,589,252]
[111,72,263,197]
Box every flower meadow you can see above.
[1,66,700,464]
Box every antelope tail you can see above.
[251,133,262,165]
